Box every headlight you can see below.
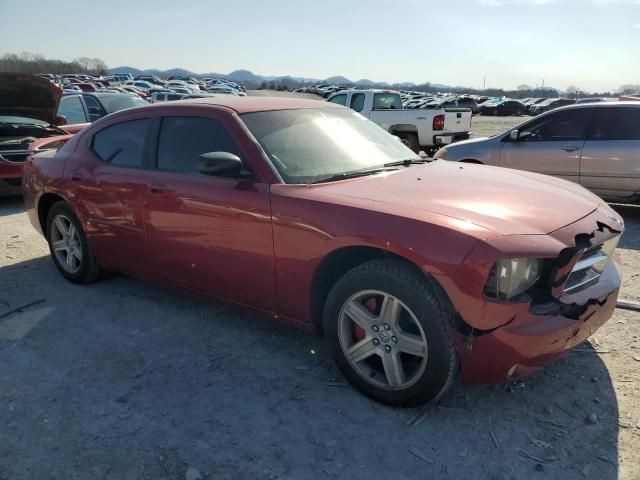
[434,147,448,159]
[484,258,542,301]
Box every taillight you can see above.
[433,114,445,131]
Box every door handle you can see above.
[560,145,580,152]
[71,175,82,182]
[149,185,165,195]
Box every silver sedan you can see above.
[434,102,640,204]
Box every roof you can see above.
[147,95,341,114]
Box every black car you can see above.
[479,99,525,116]
[57,92,148,124]
[529,98,575,115]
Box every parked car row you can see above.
[38,73,247,102]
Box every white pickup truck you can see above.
[326,89,472,154]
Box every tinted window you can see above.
[519,109,590,142]
[156,116,240,174]
[328,94,347,106]
[350,93,365,112]
[57,96,87,124]
[100,95,148,113]
[588,108,640,141]
[83,95,102,111]
[373,93,402,110]
[92,119,150,168]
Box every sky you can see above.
[1,0,639,92]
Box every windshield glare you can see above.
[241,108,418,184]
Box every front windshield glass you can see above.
[101,95,149,113]
[241,108,419,184]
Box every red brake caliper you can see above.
[354,297,378,341]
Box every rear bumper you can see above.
[452,247,621,385]
[432,132,471,146]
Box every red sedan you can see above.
[22,96,623,405]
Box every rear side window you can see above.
[92,119,151,168]
[519,109,590,142]
[350,93,365,112]
[58,96,88,124]
[373,93,402,110]
[156,116,240,174]
[328,94,347,106]
[588,108,640,141]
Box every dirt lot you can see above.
[1,113,639,480]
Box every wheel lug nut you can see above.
[373,338,380,346]
[383,324,390,331]
[385,345,391,352]
[372,325,379,332]
[392,336,397,343]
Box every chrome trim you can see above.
[573,249,608,272]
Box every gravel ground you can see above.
[1,114,639,480]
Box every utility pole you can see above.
[541,78,545,91]
[482,76,485,92]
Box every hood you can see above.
[313,162,600,236]
[0,73,62,124]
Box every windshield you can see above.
[100,95,149,114]
[241,108,419,184]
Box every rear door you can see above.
[67,116,154,271]
[580,107,640,200]
[499,108,592,183]
[142,113,276,311]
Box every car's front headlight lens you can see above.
[434,147,448,159]
[484,258,542,301]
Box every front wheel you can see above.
[323,259,458,406]
[46,201,101,284]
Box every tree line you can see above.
[0,52,108,76]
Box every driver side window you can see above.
[518,109,590,142]
[328,94,347,106]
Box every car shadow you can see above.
[611,203,640,251]
[0,195,25,217]
[0,256,621,479]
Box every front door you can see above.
[142,114,276,312]
[499,108,592,184]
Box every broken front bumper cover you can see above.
[436,204,623,384]
[453,256,620,384]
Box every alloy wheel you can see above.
[50,214,83,274]
[337,290,429,390]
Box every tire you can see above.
[323,259,458,406]
[405,133,420,154]
[46,201,101,284]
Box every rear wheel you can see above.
[46,201,100,284]
[323,259,458,406]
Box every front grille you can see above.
[563,236,619,294]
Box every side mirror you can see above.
[54,115,67,126]
[197,152,250,178]
[509,129,519,141]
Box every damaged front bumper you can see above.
[436,204,624,384]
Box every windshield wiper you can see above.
[383,158,428,167]
[311,167,396,184]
